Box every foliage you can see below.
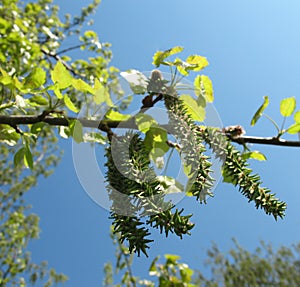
[104,233,300,287]
[0,0,117,284]
[251,95,300,136]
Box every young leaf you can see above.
[105,110,131,121]
[251,96,269,126]
[180,95,205,122]
[294,110,300,123]
[69,120,83,143]
[186,55,209,71]
[29,95,49,106]
[72,78,94,94]
[280,97,296,117]
[30,122,45,134]
[93,79,113,106]
[242,151,267,161]
[0,124,21,146]
[152,46,184,67]
[24,67,46,89]
[14,147,26,167]
[63,94,79,113]
[286,123,300,134]
[135,114,157,133]
[51,61,72,89]
[24,145,33,169]
[144,127,169,159]
[194,75,213,103]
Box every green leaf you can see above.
[152,46,184,67]
[51,61,72,89]
[286,123,300,134]
[72,78,94,94]
[194,75,213,103]
[222,168,235,184]
[69,120,83,143]
[30,122,45,134]
[294,110,300,123]
[105,110,131,121]
[173,58,189,76]
[24,67,46,89]
[144,127,169,161]
[280,97,296,117]
[93,79,113,106]
[180,94,205,122]
[28,95,49,106]
[164,254,181,263]
[24,145,33,169]
[14,147,26,167]
[186,55,209,71]
[135,114,157,133]
[64,94,79,113]
[242,151,267,161]
[251,96,269,126]
[0,124,21,146]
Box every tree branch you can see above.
[230,135,300,147]
[0,115,299,147]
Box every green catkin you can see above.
[202,127,286,219]
[105,131,195,256]
[163,86,214,203]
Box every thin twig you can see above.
[41,48,78,76]
[56,44,88,55]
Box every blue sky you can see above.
[26,0,300,286]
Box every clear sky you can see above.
[26,0,300,286]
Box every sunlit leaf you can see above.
[72,78,94,94]
[242,151,267,161]
[0,124,21,146]
[294,110,300,123]
[180,94,205,122]
[24,67,46,89]
[144,127,169,157]
[164,254,181,263]
[251,96,269,126]
[280,97,296,117]
[286,123,300,134]
[106,110,131,121]
[186,55,209,71]
[51,61,72,89]
[93,79,113,106]
[135,114,157,133]
[64,94,79,113]
[194,75,213,103]
[152,46,184,67]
